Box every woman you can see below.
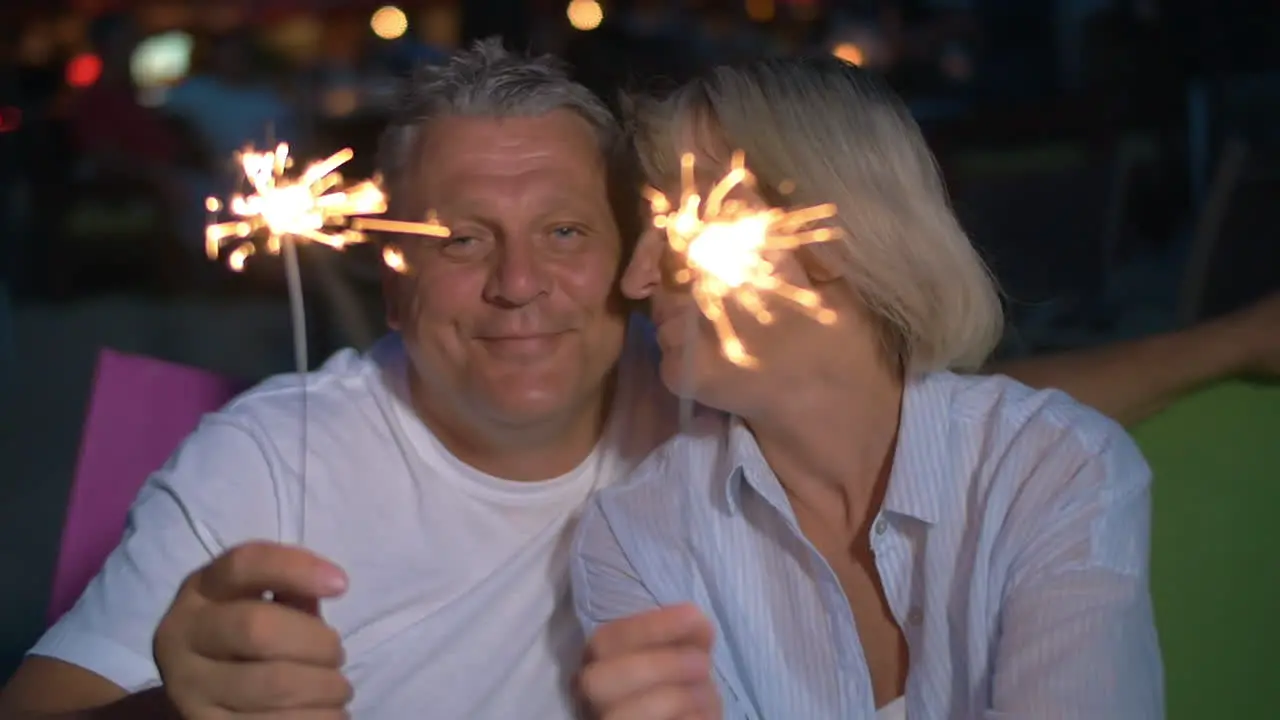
[570,56,1163,719]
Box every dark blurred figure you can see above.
[5,14,71,298]
[70,14,180,180]
[51,13,192,297]
[0,16,25,292]
[163,31,298,166]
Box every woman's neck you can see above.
[743,351,904,538]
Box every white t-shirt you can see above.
[31,319,677,719]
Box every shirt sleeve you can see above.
[28,416,282,692]
[989,429,1164,720]
[569,494,662,636]
[570,494,748,720]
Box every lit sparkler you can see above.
[204,142,451,273]
[646,151,842,368]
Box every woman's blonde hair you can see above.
[629,56,1003,373]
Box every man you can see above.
[0,39,678,719]
[3,38,1277,720]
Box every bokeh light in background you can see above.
[65,53,103,88]
[52,14,89,50]
[137,1,191,33]
[130,31,194,102]
[418,4,461,49]
[200,3,246,33]
[0,107,21,133]
[746,0,776,23]
[18,22,56,66]
[833,42,864,66]
[371,5,409,40]
[322,87,360,118]
[830,22,889,69]
[266,16,324,65]
[567,0,604,32]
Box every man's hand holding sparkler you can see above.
[153,543,352,718]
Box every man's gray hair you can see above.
[377,38,626,218]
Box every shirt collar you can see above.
[880,373,955,525]
[718,373,957,525]
[720,415,797,521]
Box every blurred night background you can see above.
[0,0,1278,706]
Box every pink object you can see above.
[47,349,244,625]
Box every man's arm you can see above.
[0,418,280,717]
[0,660,171,719]
[990,292,1278,426]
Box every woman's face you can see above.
[621,140,835,411]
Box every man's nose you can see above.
[483,240,549,307]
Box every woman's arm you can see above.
[570,495,734,719]
[990,291,1279,427]
[989,430,1163,719]
[570,495,664,633]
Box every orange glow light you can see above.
[833,43,864,67]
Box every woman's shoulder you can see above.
[939,371,1134,454]
[936,368,1157,515]
[927,372,1148,496]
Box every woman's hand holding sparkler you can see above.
[577,605,722,720]
[153,542,352,718]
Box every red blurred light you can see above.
[0,107,20,133]
[67,53,104,88]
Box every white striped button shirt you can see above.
[571,372,1163,719]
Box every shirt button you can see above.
[908,607,924,626]
[874,517,888,535]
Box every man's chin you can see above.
[475,377,584,426]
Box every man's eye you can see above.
[440,236,480,253]
[551,226,582,240]
[437,235,485,258]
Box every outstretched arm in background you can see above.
[991,292,1280,427]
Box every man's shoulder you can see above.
[215,340,397,440]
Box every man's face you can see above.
[386,112,627,429]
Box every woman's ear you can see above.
[797,241,848,285]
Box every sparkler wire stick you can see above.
[281,236,309,544]
[204,142,452,548]
[678,311,698,432]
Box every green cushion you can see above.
[1131,381,1280,719]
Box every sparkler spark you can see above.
[204,143,450,273]
[646,151,842,367]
